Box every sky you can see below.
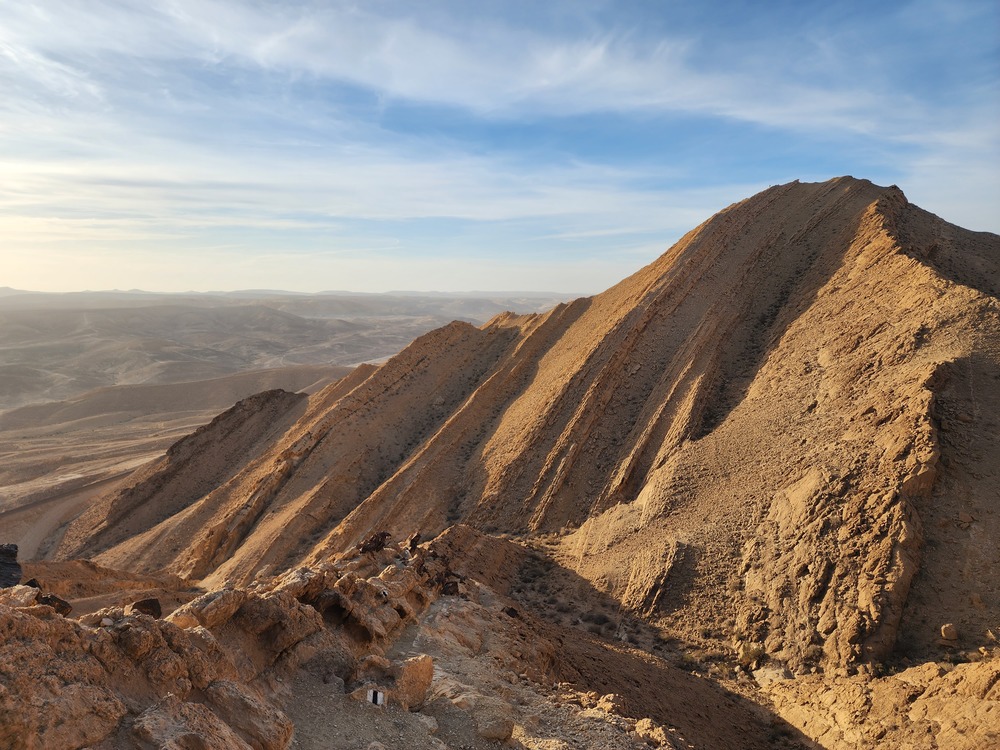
[1,0,998,294]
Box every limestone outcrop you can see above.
[0,538,448,749]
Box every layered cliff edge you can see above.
[57,177,999,680]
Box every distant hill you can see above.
[0,291,570,411]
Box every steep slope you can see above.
[57,388,311,561]
[61,177,999,677]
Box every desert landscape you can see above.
[2,176,998,749]
[0,291,567,553]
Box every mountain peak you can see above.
[58,179,999,678]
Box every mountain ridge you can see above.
[55,176,999,677]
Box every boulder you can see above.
[37,593,73,616]
[635,717,671,746]
[168,587,247,630]
[394,654,434,710]
[752,664,793,685]
[79,605,125,627]
[0,544,21,588]
[597,693,626,714]
[205,680,294,750]
[472,695,515,741]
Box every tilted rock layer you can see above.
[57,178,999,679]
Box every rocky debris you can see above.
[414,711,439,734]
[0,539,450,749]
[205,680,295,750]
[292,547,445,643]
[763,657,1000,749]
[941,623,959,641]
[430,676,515,742]
[402,576,793,750]
[596,693,626,714]
[752,664,793,686]
[1,578,73,618]
[132,693,253,750]
[635,717,672,747]
[0,604,260,748]
[0,544,21,588]
[16,527,815,749]
[0,604,129,749]
[79,604,125,627]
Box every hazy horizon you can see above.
[0,285,580,298]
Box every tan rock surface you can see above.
[0,544,447,749]
[764,658,1000,749]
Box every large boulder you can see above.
[167,587,247,630]
[394,655,434,710]
[472,695,515,741]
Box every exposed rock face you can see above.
[0,540,448,749]
[0,585,38,608]
[53,178,999,680]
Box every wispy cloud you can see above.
[0,0,996,292]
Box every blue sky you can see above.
[2,0,997,293]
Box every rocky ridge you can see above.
[2,527,809,749]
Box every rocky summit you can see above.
[2,177,998,749]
